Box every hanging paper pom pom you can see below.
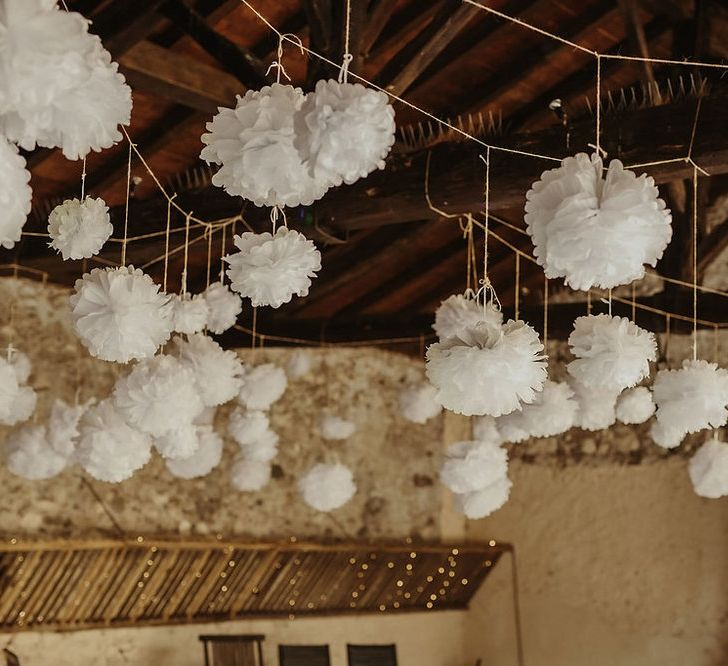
[426,319,547,417]
[48,197,112,261]
[4,424,68,480]
[294,79,395,187]
[201,83,328,207]
[567,314,656,392]
[472,415,503,446]
[440,441,508,494]
[496,380,577,443]
[525,153,671,290]
[649,420,684,450]
[433,294,503,342]
[287,350,313,378]
[319,414,356,440]
[170,293,210,335]
[0,136,31,249]
[47,399,85,458]
[298,463,356,512]
[616,386,655,425]
[203,282,242,335]
[688,438,728,498]
[399,382,442,424]
[154,424,200,461]
[238,363,287,411]
[239,429,279,463]
[230,458,271,491]
[70,266,172,363]
[76,400,152,482]
[166,425,223,479]
[113,355,204,437]
[0,0,132,159]
[9,386,37,426]
[653,360,728,435]
[224,228,321,308]
[455,476,512,520]
[172,333,244,407]
[569,379,618,431]
[228,408,270,445]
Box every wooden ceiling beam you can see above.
[361,0,398,58]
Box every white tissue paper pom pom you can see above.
[440,441,508,494]
[224,228,321,308]
[154,424,200,460]
[294,79,395,187]
[238,363,287,411]
[47,399,85,458]
[170,293,209,335]
[228,408,270,445]
[653,359,728,435]
[0,137,31,249]
[569,379,618,431]
[616,386,655,425]
[203,282,242,335]
[76,400,152,482]
[5,424,68,480]
[239,429,279,463]
[70,266,172,363]
[172,333,244,407]
[166,425,223,479]
[200,83,328,207]
[10,386,37,425]
[399,382,442,424]
[455,476,512,519]
[472,415,504,446]
[433,294,503,342]
[496,380,577,443]
[649,420,685,450]
[0,377,37,426]
[319,414,356,440]
[525,153,672,290]
[298,463,356,512]
[230,458,271,492]
[0,0,132,159]
[48,197,112,260]
[567,314,656,392]
[287,350,313,378]
[426,319,547,417]
[688,438,728,498]
[8,350,31,384]
[113,355,203,437]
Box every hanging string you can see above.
[181,212,192,296]
[481,148,493,309]
[543,276,549,350]
[251,306,258,350]
[692,164,699,361]
[162,195,174,292]
[120,141,133,266]
[80,156,87,200]
[206,226,214,288]
[514,253,520,321]
[338,0,353,83]
[463,216,474,292]
[594,55,602,157]
[220,225,227,283]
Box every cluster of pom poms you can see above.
[48,197,112,260]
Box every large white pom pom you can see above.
[47,399,85,458]
[569,379,618,431]
[525,153,671,290]
[166,425,223,479]
[653,360,728,435]
[455,476,512,519]
[440,441,508,494]
[172,333,244,407]
[472,415,504,446]
[649,420,684,449]
[496,380,577,443]
[170,293,209,335]
[319,414,356,440]
[688,438,728,498]
[294,79,395,187]
[433,295,503,342]
[76,400,152,482]
[5,424,67,480]
[70,266,172,363]
[230,458,271,491]
[616,386,655,424]
[298,463,356,512]
[224,228,321,308]
[287,350,313,378]
[399,382,442,424]
[201,83,328,207]
[567,314,656,392]
[228,408,270,445]
[203,282,242,335]
[113,355,203,437]
[154,424,200,460]
[0,136,31,249]
[238,363,287,411]
[239,429,279,463]
[426,319,547,417]
[48,197,112,260]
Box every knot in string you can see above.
[338,53,353,84]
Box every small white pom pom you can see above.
[616,386,655,424]
[203,282,242,335]
[154,424,200,460]
[70,266,172,363]
[224,228,321,308]
[399,382,442,424]
[472,415,503,446]
[0,137,31,249]
[688,438,728,498]
[525,153,672,290]
[455,476,512,519]
[76,400,152,482]
[440,441,508,494]
[426,319,547,417]
[569,379,618,431]
[228,408,270,445]
[298,463,356,512]
[433,294,503,342]
[238,364,287,411]
[166,425,223,479]
[294,79,395,186]
[0,355,37,425]
[170,293,209,335]
[8,350,31,384]
[319,414,356,440]
[239,429,279,463]
[5,424,67,480]
[649,420,684,450]
[47,399,85,458]
[48,197,112,260]
[230,458,271,491]
[287,350,313,378]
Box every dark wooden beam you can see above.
[94,0,169,57]
[361,0,398,57]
